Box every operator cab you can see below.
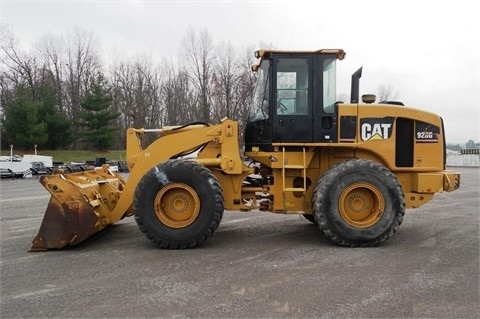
[244,49,345,151]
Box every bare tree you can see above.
[234,45,258,135]
[63,27,100,148]
[376,84,400,102]
[160,61,195,126]
[0,24,40,96]
[110,54,164,146]
[181,27,214,123]
[36,33,65,110]
[211,41,238,122]
[211,43,257,148]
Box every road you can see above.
[1,167,479,318]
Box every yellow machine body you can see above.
[30,49,460,251]
[243,103,459,215]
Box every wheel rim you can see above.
[154,183,200,228]
[338,182,385,228]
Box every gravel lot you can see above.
[1,167,479,318]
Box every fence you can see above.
[447,151,480,167]
[460,149,480,155]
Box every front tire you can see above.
[302,214,317,225]
[312,159,405,247]
[133,160,224,249]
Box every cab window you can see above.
[276,58,309,115]
[323,58,336,113]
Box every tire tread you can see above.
[134,160,224,249]
[313,159,405,247]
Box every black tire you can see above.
[302,214,317,225]
[133,159,224,249]
[312,159,405,247]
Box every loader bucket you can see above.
[30,166,126,251]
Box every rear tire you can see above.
[312,159,405,247]
[133,160,224,249]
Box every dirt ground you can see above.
[1,167,478,318]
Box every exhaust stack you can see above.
[350,67,363,103]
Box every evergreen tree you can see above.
[37,81,73,149]
[1,85,48,150]
[79,73,119,150]
[446,143,461,152]
[465,140,478,149]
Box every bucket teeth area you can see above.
[30,196,98,251]
[30,169,123,251]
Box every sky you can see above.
[1,0,479,144]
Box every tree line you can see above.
[0,25,258,151]
[447,140,480,152]
[5,24,472,152]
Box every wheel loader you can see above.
[30,49,460,251]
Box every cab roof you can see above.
[251,49,345,72]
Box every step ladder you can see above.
[281,146,307,211]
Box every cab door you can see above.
[272,55,313,143]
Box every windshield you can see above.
[249,61,270,121]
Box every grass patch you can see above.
[0,149,126,164]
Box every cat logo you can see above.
[360,117,394,141]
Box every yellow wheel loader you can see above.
[30,49,460,251]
